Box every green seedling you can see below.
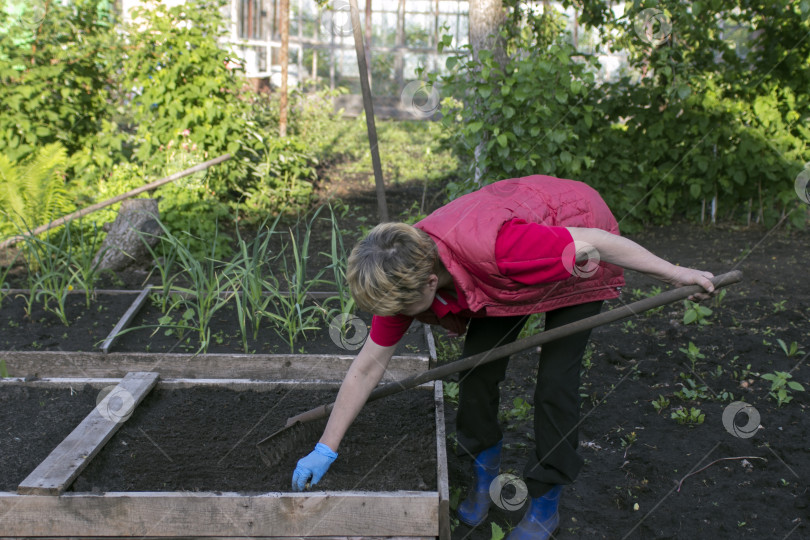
[732,363,756,382]
[675,373,711,401]
[671,406,705,426]
[679,341,705,372]
[683,300,712,325]
[760,371,805,407]
[0,359,9,378]
[490,522,506,540]
[715,390,735,402]
[581,342,595,374]
[776,339,805,358]
[771,300,786,313]
[443,381,459,405]
[712,288,727,307]
[502,397,532,422]
[652,394,670,414]
[620,431,638,448]
[156,309,194,342]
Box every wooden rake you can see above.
[256,270,743,468]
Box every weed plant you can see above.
[683,300,712,325]
[761,371,805,406]
[671,406,705,426]
[679,341,706,372]
[776,339,805,358]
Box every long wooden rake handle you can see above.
[286,270,743,426]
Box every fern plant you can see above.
[0,143,74,238]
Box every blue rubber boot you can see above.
[456,440,502,527]
[505,485,562,540]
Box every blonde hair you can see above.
[347,222,438,316]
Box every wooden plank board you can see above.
[433,381,451,540]
[0,377,436,392]
[0,351,428,381]
[424,325,437,369]
[17,372,159,495]
[1,288,339,299]
[0,491,438,537]
[101,286,152,353]
[0,536,433,540]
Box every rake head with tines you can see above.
[256,404,332,468]
[255,271,744,471]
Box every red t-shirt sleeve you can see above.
[495,219,576,284]
[369,314,413,347]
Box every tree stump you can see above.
[94,199,162,272]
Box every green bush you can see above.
[437,1,809,229]
[0,0,122,167]
[121,0,262,197]
[240,136,316,220]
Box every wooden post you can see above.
[312,11,319,81]
[349,0,389,222]
[279,0,290,137]
[297,0,304,85]
[394,0,405,87]
[366,0,373,91]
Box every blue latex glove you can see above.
[292,443,338,491]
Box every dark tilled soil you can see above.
[0,385,99,491]
[0,295,427,355]
[447,223,810,539]
[70,387,437,493]
[111,301,427,356]
[0,293,132,351]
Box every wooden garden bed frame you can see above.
[0,286,432,382]
[0,328,450,539]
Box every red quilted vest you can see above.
[414,175,625,317]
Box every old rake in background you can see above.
[257,271,743,468]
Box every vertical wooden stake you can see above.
[349,0,389,222]
[279,0,290,137]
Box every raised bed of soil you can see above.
[0,385,99,491]
[0,294,132,351]
[70,386,438,493]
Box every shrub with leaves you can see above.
[122,0,262,196]
[0,0,124,173]
[437,1,809,230]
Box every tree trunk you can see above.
[469,0,507,68]
[94,199,162,272]
[469,0,507,185]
